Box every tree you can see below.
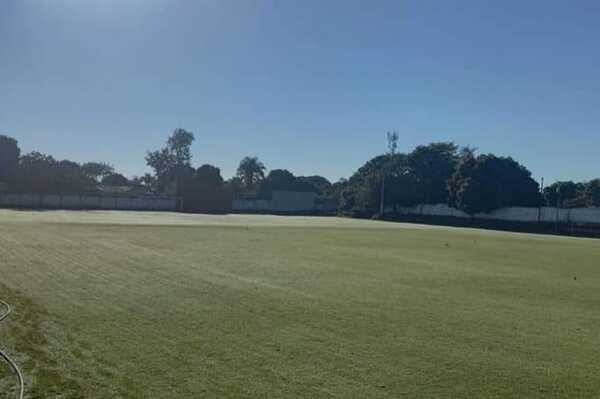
[267,169,296,189]
[146,129,195,194]
[101,173,130,187]
[167,129,195,166]
[55,160,96,193]
[543,181,583,207]
[0,135,20,186]
[297,175,332,195]
[178,164,230,213]
[408,142,459,204]
[82,162,114,184]
[195,164,224,187]
[341,153,420,215]
[14,152,94,194]
[584,179,600,207]
[15,152,58,193]
[225,177,243,194]
[256,169,321,200]
[236,156,266,190]
[448,153,540,215]
[325,178,346,210]
[131,174,159,194]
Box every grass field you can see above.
[1,210,599,398]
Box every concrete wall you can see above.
[233,190,318,213]
[270,190,318,212]
[232,199,271,211]
[0,193,178,211]
[394,204,600,225]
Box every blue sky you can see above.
[1,0,599,184]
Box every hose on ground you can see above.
[0,299,24,399]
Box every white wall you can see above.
[395,204,600,225]
[0,193,178,211]
[233,190,318,212]
[232,199,271,211]
[270,191,317,212]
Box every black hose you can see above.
[0,300,24,399]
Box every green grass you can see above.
[1,210,599,398]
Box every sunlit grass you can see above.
[1,211,599,398]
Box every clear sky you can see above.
[1,0,599,184]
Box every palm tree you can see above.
[236,156,266,190]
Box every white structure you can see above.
[0,193,178,211]
[393,204,600,225]
[233,190,318,213]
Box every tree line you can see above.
[1,130,599,214]
[340,137,600,216]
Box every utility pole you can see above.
[380,131,399,216]
[555,185,560,233]
[538,177,544,223]
[380,177,386,215]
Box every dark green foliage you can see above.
[448,153,541,214]
[408,142,459,204]
[14,152,96,194]
[15,152,57,193]
[145,128,195,194]
[584,179,600,207]
[339,155,386,214]
[0,135,20,186]
[297,175,332,194]
[130,174,158,195]
[543,181,585,207]
[2,130,599,215]
[297,175,339,210]
[267,169,302,191]
[261,169,320,196]
[236,156,266,190]
[81,162,115,183]
[196,164,224,187]
[179,165,231,213]
[341,151,433,214]
[101,173,130,187]
[1,135,121,195]
[225,177,243,195]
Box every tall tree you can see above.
[543,181,583,207]
[236,156,266,190]
[448,153,540,214]
[14,152,94,194]
[15,151,57,193]
[380,131,399,214]
[178,164,230,213]
[264,169,317,193]
[101,173,130,187]
[195,164,224,187]
[145,129,195,194]
[408,142,459,204]
[82,162,114,184]
[131,174,159,194]
[584,179,600,207]
[167,129,195,166]
[297,175,332,196]
[341,153,419,214]
[0,135,20,186]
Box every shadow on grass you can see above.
[0,284,83,399]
